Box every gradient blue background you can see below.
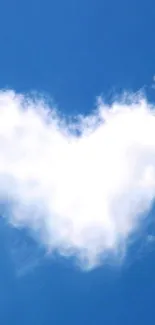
[0,0,155,324]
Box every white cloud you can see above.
[0,90,155,269]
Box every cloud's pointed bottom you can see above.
[0,90,154,269]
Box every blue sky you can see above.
[0,0,155,324]
[1,0,155,112]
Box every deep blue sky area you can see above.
[0,0,155,113]
[0,0,155,324]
